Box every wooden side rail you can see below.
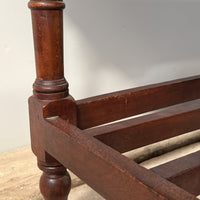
[77,75,200,129]
[43,116,198,200]
[151,151,200,196]
[28,1,200,199]
[84,99,200,153]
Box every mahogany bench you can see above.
[28,0,200,199]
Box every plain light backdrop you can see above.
[1,0,200,153]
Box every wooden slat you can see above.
[77,75,200,129]
[84,99,200,153]
[151,151,200,196]
[43,117,198,200]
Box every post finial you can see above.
[28,0,65,10]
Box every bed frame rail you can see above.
[84,99,200,153]
[44,116,199,200]
[152,150,200,196]
[28,0,200,199]
[77,75,200,129]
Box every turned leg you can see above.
[28,0,75,198]
[38,161,71,200]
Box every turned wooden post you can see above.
[28,0,68,100]
[28,0,71,199]
[38,162,71,200]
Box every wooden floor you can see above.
[0,143,200,200]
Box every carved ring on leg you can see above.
[38,162,71,200]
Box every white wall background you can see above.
[1,0,200,153]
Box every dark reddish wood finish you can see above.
[28,0,73,199]
[84,99,200,153]
[38,162,71,200]
[28,0,68,100]
[77,75,200,129]
[28,0,200,199]
[43,115,198,200]
[152,151,200,196]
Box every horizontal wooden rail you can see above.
[43,117,198,200]
[151,151,200,196]
[77,75,200,129]
[84,99,200,153]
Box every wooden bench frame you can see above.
[28,1,200,199]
